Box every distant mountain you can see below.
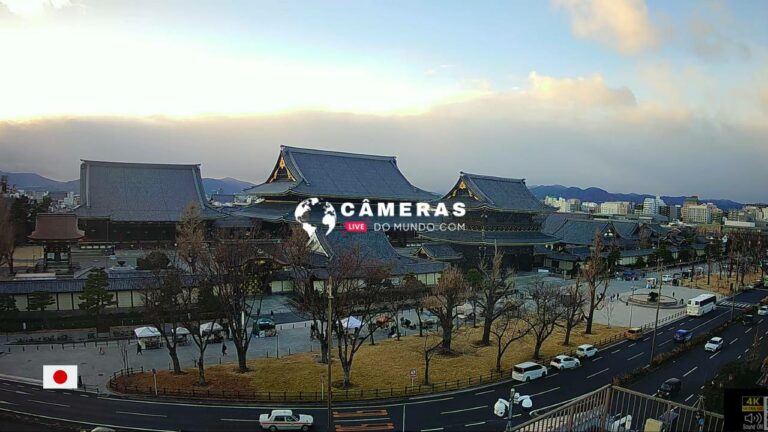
[202,177,255,195]
[1,170,255,196]
[530,185,742,210]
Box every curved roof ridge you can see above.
[460,172,526,183]
[81,160,201,169]
[282,145,397,162]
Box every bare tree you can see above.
[490,306,531,372]
[143,268,185,373]
[421,328,442,385]
[402,274,427,337]
[475,248,518,346]
[0,198,15,275]
[180,277,221,386]
[557,278,586,346]
[580,232,610,334]
[601,295,617,328]
[176,202,206,273]
[384,284,410,341]
[523,279,565,359]
[424,267,468,353]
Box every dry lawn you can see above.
[117,322,625,394]
[679,270,762,295]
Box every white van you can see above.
[512,361,548,382]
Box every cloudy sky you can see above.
[0,0,766,201]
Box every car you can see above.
[673,329,692,343]
[758,306,768,316]
[742,314,754,325]
[655,378,682,400]
[550,355,581,370]
[662,274,673,283]
[512,361,548,382]
[743,284,754,291]
[625,327,643,341]
[259,410,313,431]
[575,344,598,359]
[704,337,723,352]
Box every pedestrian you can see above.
[672,292,675,297]
[222,343,227,356]
[270,310,274,319]
[136,343,142,356]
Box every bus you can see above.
[687,294,717,316]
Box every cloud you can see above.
[0,0,72,17]
[553,0,659,54]
[527,71,636,107]
[687,2,750,62]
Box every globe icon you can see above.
[295,198,337,238]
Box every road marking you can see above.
[421,428,443,431]
[738,355,742,360]
[701,386,705,390]
[441,405,486,415]
[29,400,69,408]
[62,392,71,395]
[745,328,753,334]
[709,352,720,359]
[336,418,392,423]
[744,348,750,353]
[116,411,167,418]
[592,356,603,361]
[0,407,173,432]
[611,349,621,354]
[0,388,31,395]
[79,394,89,397]
[690,311,728,332]
[628,343,636,348]
[586,368,610,379]
[643,337,650,341]
[659,340,672,346]
[545,372,558,379]
[683,366,698,377]
[627,352,644,361]
[220,418,260,422]
[334,410,388,418]
[685,394,694,402]
[512,414,522,418]
[730,338,739,345]
[1,383,9,386]
[475,389,494,395]
[0,401,15,405]
[760,336,764,341]
[531,387,560,397]
[465,421,486,427]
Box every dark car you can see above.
[742,314,754,326]
[673,329,692,343]
[656,378,682,399]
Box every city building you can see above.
[27,213,84,274]
[684,204,712,224]
[642,196,665,216]
[599,201,630,215]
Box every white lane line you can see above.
[531,387,560,397]
[738,355,742,360]
[683,366,698,377]
[745,328,753,334]
[29,400,69,408]
[744,348,750,353]
[709,351,720,359]
[475,389,494,395]
[0,388,31,395]
[220,418,260,422]
[700,386,705,390]
[685,394,694,402]
[628,343,636,348]
[62,392,71,395]
[611,349,621,354]
[512,414,522,418]
[659,340,672,347]
[421,428,444,431]
[592,356,603,361]
[465,421,486,427]
[116,411,167,418]
[441,405,487,415]
[760,336,764,341]
[627,352,644,361]
[730,338,739,345]
[1,383,9,386]
[545,373,558,379]
[643,337,650,341]
[586,368,610,379]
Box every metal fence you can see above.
[514,384,724,432]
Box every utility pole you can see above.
[505,387,515,432]
[326,276,334,432]
[730,282,735,322]
[648,242,663,366]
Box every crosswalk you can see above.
[717,300,754,309]
[333,409,395,431]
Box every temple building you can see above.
[74,160,222,247]
[418,172,555,271]
[28,213,84,274]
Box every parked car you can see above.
[673,329,692,343]
[259,410,313,431]
[758,306,768,316]
[575,344,598,359]
[742,314,754,325]
[662,274,673,283]
[655,378,682,400]
[512,361,548,382]
[550,355,581,370]
[625,327,643,341]
[704,337,724,352]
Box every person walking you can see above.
[221,343,227,356]
[136,343,142,356]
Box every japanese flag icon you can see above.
[43,365,78,389]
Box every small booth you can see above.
[200,322,224,343]
[174,327,190,345]
[252,318,276,337]
[134,326,162,349]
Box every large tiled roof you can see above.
[548,219,614,246]
[442,172,550,213]
[0,274,198,295]
[28,213,84,241]
[419,230,556,246]
[245,146,438,201]
[74,160,222,222]
[419,242,463,260]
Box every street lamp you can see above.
[494,388,533,432]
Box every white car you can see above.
[512,361,548,382]
[259,410,313,431]
[662,274,673,283]
[758,306,768,316]
[550,355,581,370]
[575,344,598,359]
[704,337,724,352]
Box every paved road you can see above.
[0,288,765,432]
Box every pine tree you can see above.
[27,291,54,328]
[79,268,115,330]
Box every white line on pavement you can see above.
[659,340,672,347]
[531,387,560,397]
[745,348,750,353]
[220,418,260,422]
[627,353,644,361]
[512,414,522,418]
[685,394,694,402]
[336,418,391,423]
[475,389,494,395]
[611,349,621,354]
[0,388,31,395]
[421,428,444,431]
[709,352,720,359]
[683,366,698,377]
[465,421,486,427]
[587,368,610,379]
[592,356,603,361]
[738,355,742,360]
[441,405,487,415]
[745,328,753,334]
[29,400,69,408]
[643,337,650,341]
[545,373,558,379]
[730,338,739,345]
[628,343,636,348]
[115,411,167,418]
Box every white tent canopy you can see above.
[200,322,224,335]
[134,326,161,338]
[341,316,362,330]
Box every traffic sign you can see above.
[410,368,417,379]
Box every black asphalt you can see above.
[0,289,765,432]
